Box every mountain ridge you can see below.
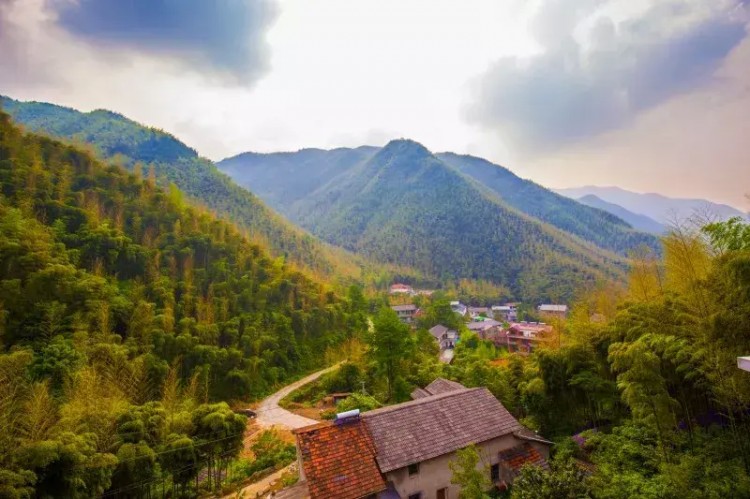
[556,185,747,223]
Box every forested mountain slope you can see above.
[0,110,371,496]
[219,146,378,210]
[0,109,364,398]
[283,139,626,300]
[0,96,366,281]
[219,144,659,258]
[436,152,660,254]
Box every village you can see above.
[389,283,568,364]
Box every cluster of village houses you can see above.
[285,283,565,498]
[389,284,568,362]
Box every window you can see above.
[491,463,500,482]
[408,463,420,476]
[408,494,421,499]
[437,488,448,499]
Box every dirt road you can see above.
[254,364,339,430]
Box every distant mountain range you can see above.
[219,141,662,300]
[556,186,747,226]
[576,194,666,234]
[3,95,671,300]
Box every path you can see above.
[255,363,340,430]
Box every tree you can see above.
[449,445,491,499]
[370,307,412,401]
[511,459,591,499]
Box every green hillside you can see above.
[0,109,371,496]
[286,139,626,300]
[437,152,661,254]
[0,96,367,281]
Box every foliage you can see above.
[0,110,368,496]
[511,458,592,499]
[369,307,413,401]
[449,445,491,499]
[334,392,381,413]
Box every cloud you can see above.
[48,0,277,82]
[465,0,748,150]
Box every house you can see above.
[294,379,551,499]
[390,283,415,295]
[429,324,457,351]
[503,322,552,352]
[468,306,490,319]
[450,301,467,317]
[537,304,568,319]
[491,304,517,322]
[466,320,502,341]
[391,304,418,325]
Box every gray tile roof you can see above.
[424,378,466,396]
[429,324,449,339]
[391,304,417,312]
[410,387,431,400]
[363,388,523,472]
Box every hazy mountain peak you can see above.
[380,138,432,157]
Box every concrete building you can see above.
[537,304,568,319]
[294,379,551,499]
[428,324,457,351]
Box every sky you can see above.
[1,0,749,209]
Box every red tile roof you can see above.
[294,419,386,499]
[498,443,549,476]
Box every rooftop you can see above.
[498,443,550,477]
[294,419,386,499]
[391,304,417,312]
[363,387,523,472]
[538,304,568,312]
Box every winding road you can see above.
[254,363,340,430]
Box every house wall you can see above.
[380,435,549,499]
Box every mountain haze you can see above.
[577,194,665,234]
[556,186,748,224]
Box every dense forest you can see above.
[445,216,750,497]
[0,110,368,497]
[286,139,626,301]
[437,152,662,251]
[0,96,378,284]
[218,141,660,258]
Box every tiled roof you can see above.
[429,324,449,339]
[498,443,550,476]
[295,419,386,499]
[363,388,523,472]
[410,387,431,400]
[467,320,501,331]
[391,304,417,312]
[424,378,466,396]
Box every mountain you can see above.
[218,147,660,258]
[577,194,665,234]
[219,146,378,209]
[0,96,370,282]
[0,107,363,398]
[224,139,627,300]
[556,186,748,225]
[435,153,659,255]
